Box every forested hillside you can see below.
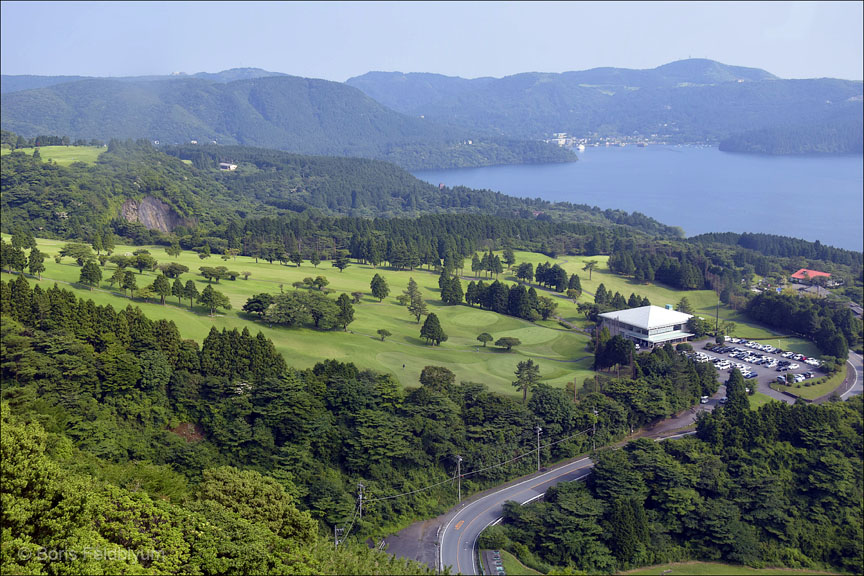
[0,276,715,572]
[347,59,864,152]
[486,374,863,574]
[1,138,680,243]
[0,74,574,170]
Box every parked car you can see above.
[700,396,710,404]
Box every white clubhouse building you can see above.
[598,305,693,349]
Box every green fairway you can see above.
[1,145,105,165]
[4,238,816,397]
[2,237,592,396]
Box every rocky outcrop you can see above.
[121,196,193,233]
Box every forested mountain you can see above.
[0,138,679,242]
[347,59,864,152]
[0,68,286,94]
[718,108,864,155]
[0,74,574,170]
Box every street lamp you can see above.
[535,426,543,471]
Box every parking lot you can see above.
[688,338,823,402]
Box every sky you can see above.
[2,1,862,81]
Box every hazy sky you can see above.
[2,1,862,81]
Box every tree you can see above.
[583,260,598,281]
[567,288,581,303]
[243,293,274,318]
[676,297,694,315]
[134,253,157,274]
[471,253,481,277]
[172,277,185,304]
[420,313,447,345]
[109,267,126,288]
[336,293,355,331]
[377,329,391,341]
[241,271,251,280]
[513,359,541,403]
[27,248,45,280]
[419,366,455,392]
[11,227,36,251]
[198,284,232,316]
[59,243,94,266]
[158,262,189,278]
[310,253,321,268]
[198,244,211,260]
[121,270,137,299]
[371,273,390,302]
[91,234,103,255]
[405,278,427,323]
[502,248,516,269]
[289,252,303,267]
[183,280,199,308]
[313,276,329,291]
[536,296,558,320]
[151,274,171,305]
[79,260,102,290]
[166,238,182,258]
[477,333,493,347]
[332,254,351,272]
[496,337,521,352]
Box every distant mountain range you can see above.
[0,68,573,170]
[347,59,863,153]
[2,60,861,164]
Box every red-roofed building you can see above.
[790,268,831,284]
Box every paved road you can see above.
[440,457,593,575]
[437,425,699,575]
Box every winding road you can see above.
[439,457,593,574]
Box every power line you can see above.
[359,426,595,508]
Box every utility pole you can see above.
[535,426,543,472]
[592,409,599,452]
[456,455,463,503]
[715,296,720,335]
[334,527,344,548]
[357,482,365,520]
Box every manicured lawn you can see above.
[5,237,818,397]
[622,561,836,575]
[770,368,847,401]
[1,145,105,165]
[749,391,778,410]
[2,237,592,396]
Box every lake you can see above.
[414,146,863,252]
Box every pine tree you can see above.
[121,270,137,299]
[420,313,447,345]
[172,278,184,304]
[513,359,541,403]
[184,280,199,308]
[152,274,171,305]
[27,248,45,280]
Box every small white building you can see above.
[598,305,693,349]
[219,162,238,171]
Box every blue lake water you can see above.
[414,146,863,252]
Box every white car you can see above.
[788,363,800,370]
[700,396,710,404]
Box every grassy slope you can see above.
[770,367,847,401]
[3,238,594,396]
[3,238,816,397]
[0,145,104,165]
